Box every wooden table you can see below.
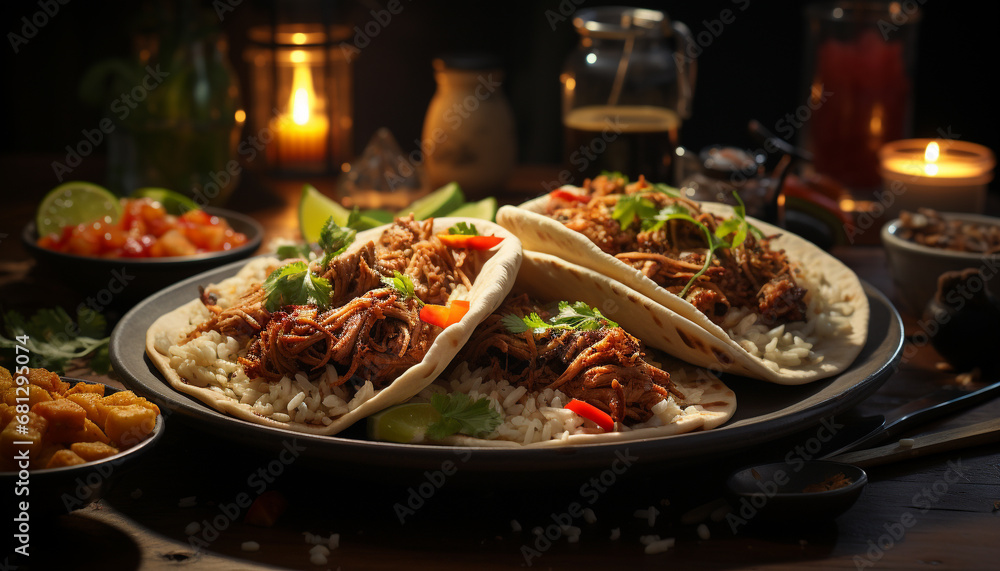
[3,161,999,570]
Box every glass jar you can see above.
[561,7,697,186]
[801,1,921,191]
[100,12,244,206]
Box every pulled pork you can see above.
[546,175,806,325]
[455,295,682,425]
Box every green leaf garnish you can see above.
[611,193,658,230]
[502,301,618,335]
[380,271,419,303]
[0,306,111,374]
[318,216,356,266]
[426,393,502,440]
[642,192,764,297]
[276,243,314,260]
[262,261,332,312]
[447,222,479,236]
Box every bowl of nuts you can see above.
[881,208,1000,313]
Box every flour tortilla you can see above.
[145,218,522,435]
[497,197,869,385]
[422,252,737,447]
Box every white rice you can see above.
[719,266,854,372]
[153,257,378,428]
[416,362,694,445]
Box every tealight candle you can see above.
[878,139,995,215]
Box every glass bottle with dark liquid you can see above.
[561,8,696,186]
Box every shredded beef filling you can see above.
[190,216,472,386]
[546,176,807,326]
[455,295,683,425]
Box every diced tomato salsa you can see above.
[37,198,248,258]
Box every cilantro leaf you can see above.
[318,217,356,266]
[502,302,617,335]
[276,243,314,260]
[262,262,332,312]
[447,222,479,236]
[611,194,658,230]
[0,306,111,374]
[380,271,419,303]
[550,301,618,330]
[426,393,502,440]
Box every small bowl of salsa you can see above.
[23,196,262,310]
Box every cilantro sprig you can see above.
[610,193,658,230]
[502,301,618,335]
[318,217,356,267]
[262,262,332,312]
[0,306,111,374]
[380,271,420,304]
[426,393,502,440]
[447,222,479,236]
[641,192,764,297]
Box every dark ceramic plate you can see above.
[0,378,165,515]
[109,258,903,472]
[22,207,262,310]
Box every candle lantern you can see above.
[245,24,353,173]
[879,139,995,216]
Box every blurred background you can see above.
[1,0,996,198]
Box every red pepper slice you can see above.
[436,234,504,250]
[419,299,471,328]
[565,399,614,432]
[549,189,591,203]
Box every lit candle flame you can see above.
[288,59,316,126]
[924,141,940,176]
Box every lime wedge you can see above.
[299,184,353,242]
[398,182,464,220]
[132,187,199,214]
[366,402,442,444]
[361,209,395,224]
[36,181,122,237]
[446,196,498,221]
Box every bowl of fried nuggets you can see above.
[1,366,164,514]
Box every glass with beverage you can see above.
[561,7,696,186]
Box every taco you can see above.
[410,288,735,447]
[146,216,522,435]
[496,175,869,385]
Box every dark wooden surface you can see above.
[3,160,999,570]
